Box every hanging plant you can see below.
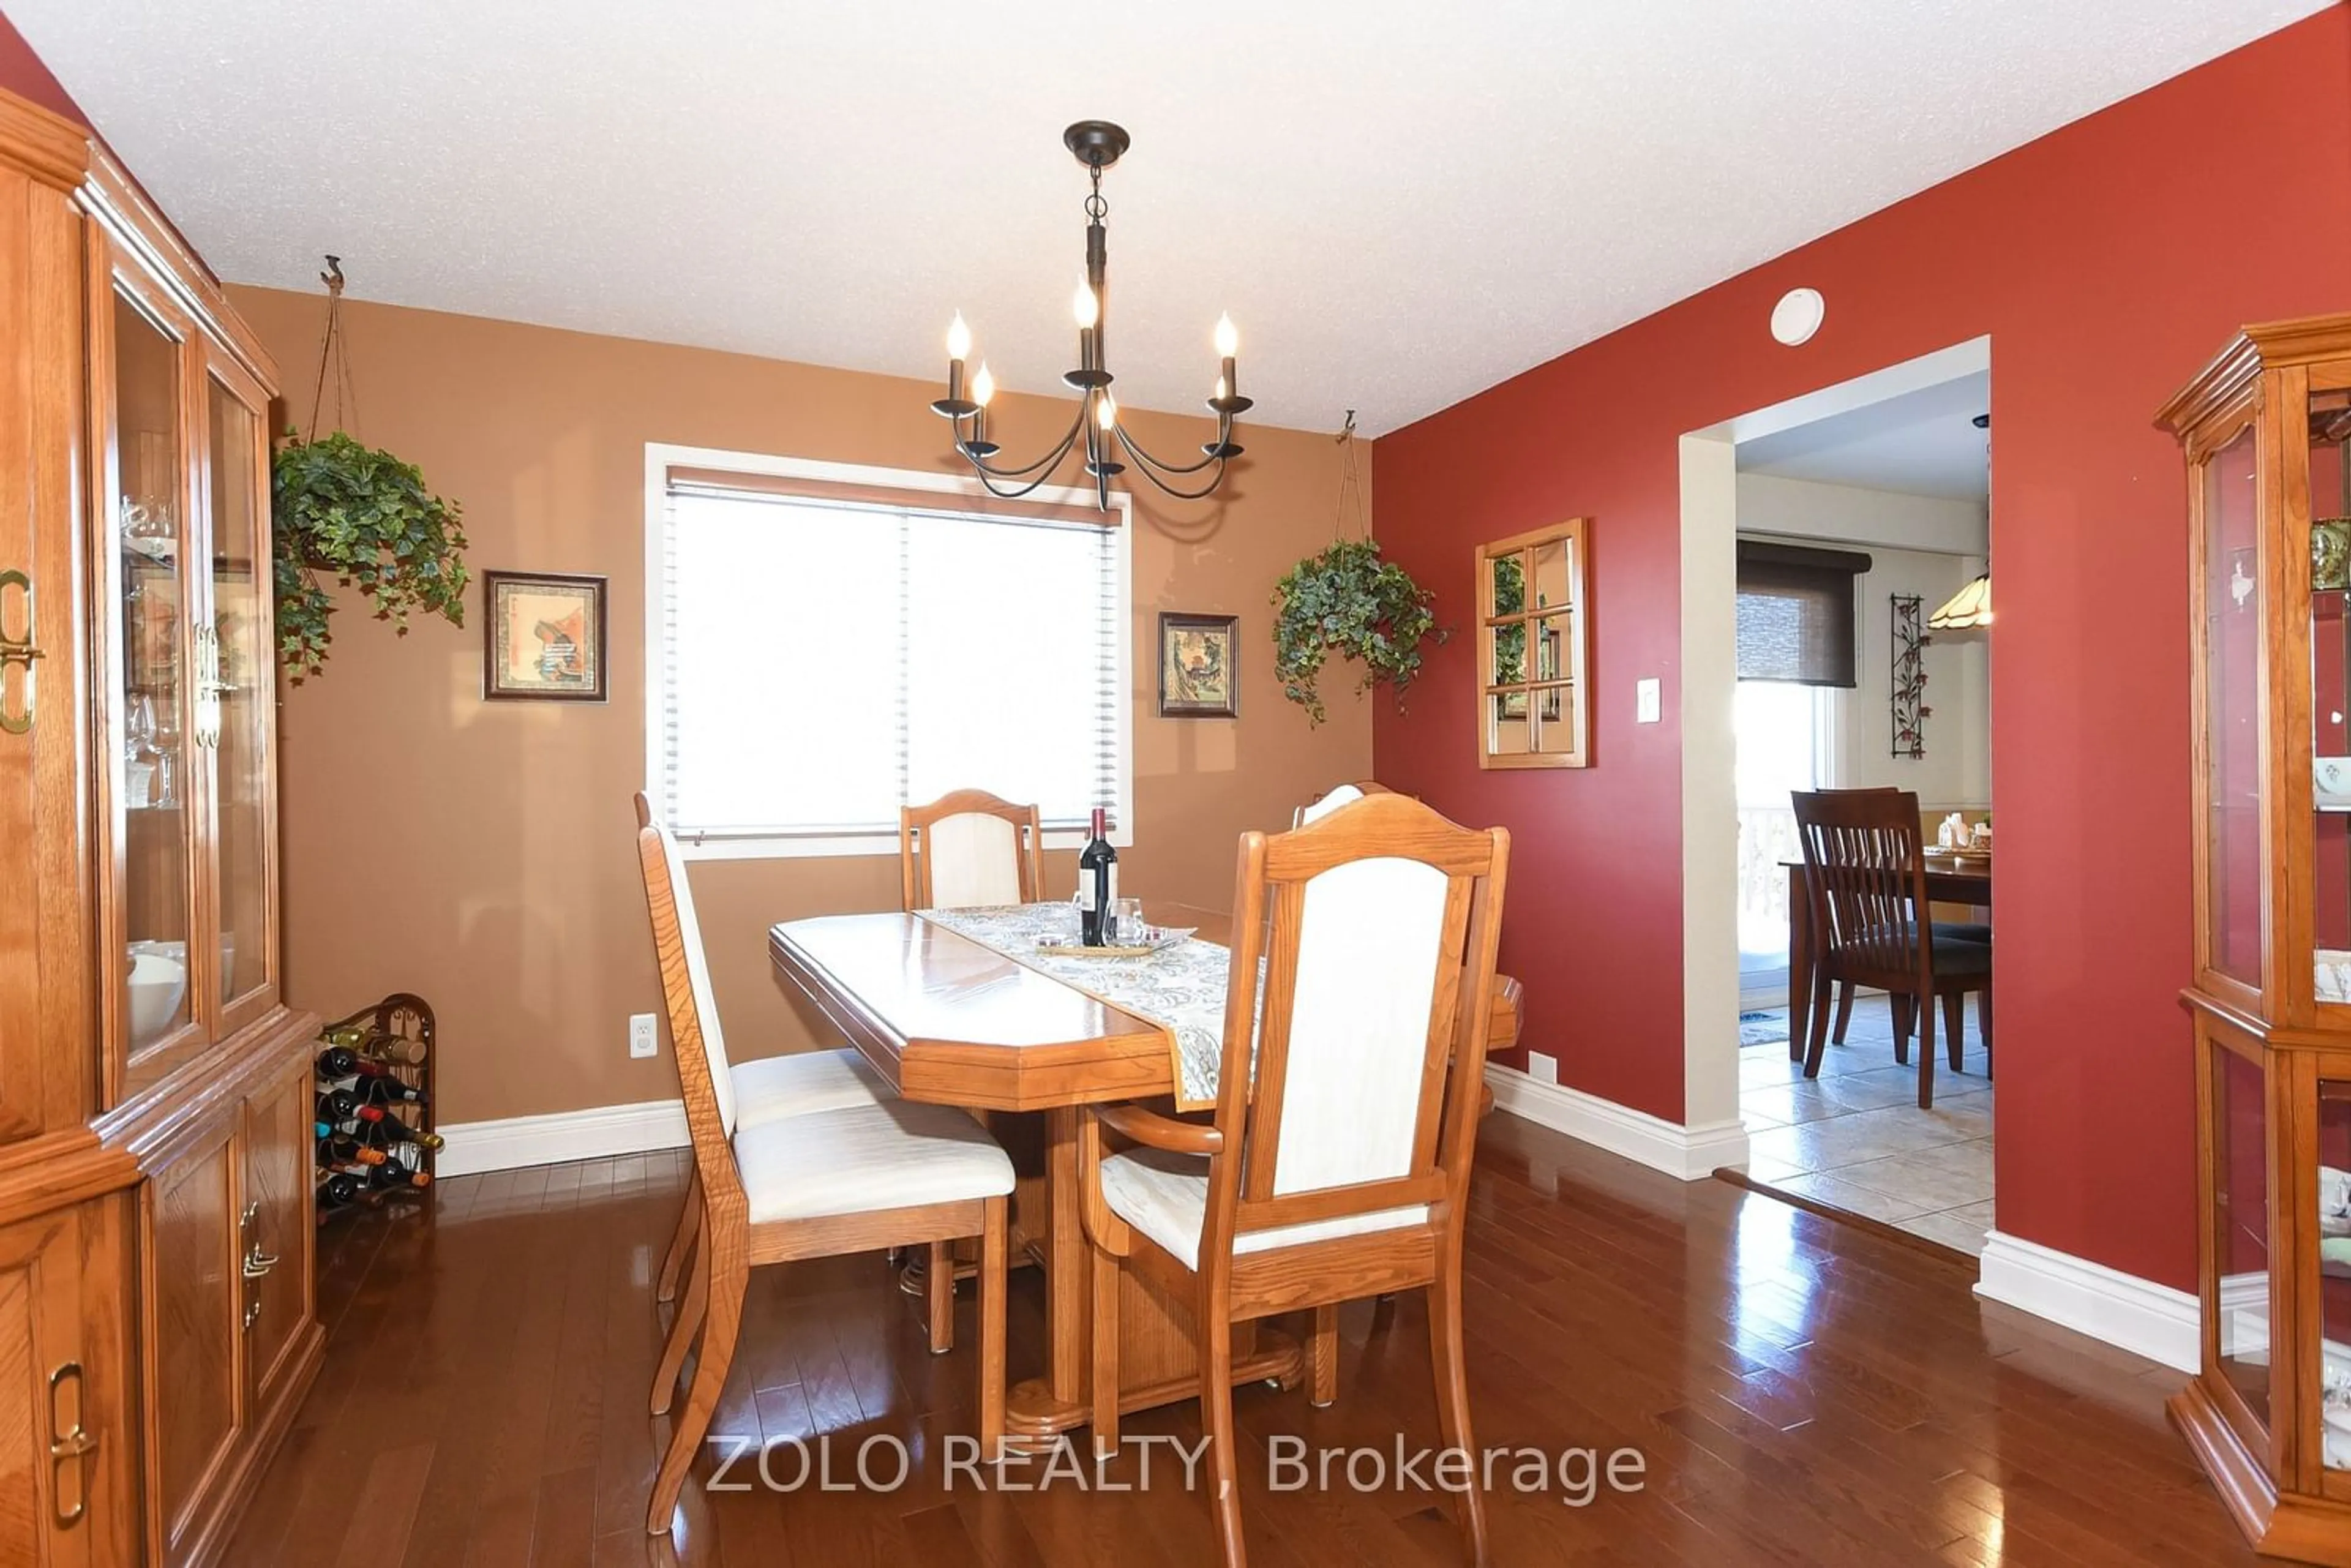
[1272,538,1447,726]
[1272,414,1447,726]
[271,257,470,683]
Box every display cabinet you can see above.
[0,86,320,1565]
[2164,312,2351,1562]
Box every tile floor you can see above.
[1739,993,1994,1258]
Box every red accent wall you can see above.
[0,11,86,127]
[1373,7,2351,1292]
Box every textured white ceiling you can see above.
[7,1,2329,437]
[1740,370,1991,500]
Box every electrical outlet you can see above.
[1635,678,1661,724]
[629,1013,658,1059]
[1526,1050,1559,1085]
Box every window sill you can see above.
[673,827,1131,862]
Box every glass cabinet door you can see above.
[203,360,277,1029]
[2203,422,2263,993]
[108,280,201,1072]
[2311,385,2351,1008]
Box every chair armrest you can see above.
[1095,1103,1224,1156]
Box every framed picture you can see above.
[1158,612,1239,719]
[482,571,607,702]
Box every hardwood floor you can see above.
[227,1115,2252,1567]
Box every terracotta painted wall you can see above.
[1372,7,2351,1292]
[0,12,82,127]
[228,287,1372,1127]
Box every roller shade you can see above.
[1736,539,1872,688]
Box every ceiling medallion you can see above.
[931,120,1248,511]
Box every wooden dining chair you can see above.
[1801,787,1990,1051]
[900,789,1044,909]
[637,798,894,1320]
[1791,788,1992,1108]
[635,797,1014,1532]
[1291,778,1394,828]
[1079,792,1510,1567]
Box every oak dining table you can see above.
[769,899,1523,1448]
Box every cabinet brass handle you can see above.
[193,625,223,748]
[242,1244,277,1280]
[47,1360,95,1527]
[0,568,43,737]
[242,1299,263,1332]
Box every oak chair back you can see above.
[900,789,1044,909]
[633,793,744,1188]
[1291,778,1396,828]
[1206,792,1509,1259]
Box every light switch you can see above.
[1635,678,1661,724]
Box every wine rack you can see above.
[313,991,438,1223]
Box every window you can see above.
[1734,539,1871,688]
[1474,517,1591,768]
[647,446,1130,856]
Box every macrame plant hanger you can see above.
[306,255,361,442]
[1332,409,1366,539]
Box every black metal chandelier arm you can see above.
[1109,439,1229,501]
[961,421,1089,500]
[1110,422,1225,478]
[961,403,1089,481]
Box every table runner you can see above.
[916,902,1245,1108]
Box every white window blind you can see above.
[655,470,1127,846]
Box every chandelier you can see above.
[931,121,1248,511]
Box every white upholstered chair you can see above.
[1291,778,1400,830]
[648,820,893,1310]
[633,796,1014,1532]
[900,789,1044,909]
[1079,792,1512,1567]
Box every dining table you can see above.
[1780,853,1990,1057]
[770,898,1522,1448]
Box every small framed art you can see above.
[1158,612,1239,719]
[482,570,607,702]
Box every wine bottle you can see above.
[361,1034,427,1067]
[315,1090,385,1123]
[1078,807,1117,947]
[368,1163,432,1190]
[357,1117,442,1150]
[319,1172,362,1207]
[357,1076,427,1107]
[318,1048,401,1082]
[315,1135,386,1166]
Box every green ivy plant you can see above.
[271,431,469,683]
[1271,538,1449,726]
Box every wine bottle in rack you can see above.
[359,1117,443,1150]
[364,1033,428,1067]
[315,1134,387,1166]
[369,1163,432,1191]
[315,1089,387,1124]
[356,1076,427,1107]
[1078,807,1117,947]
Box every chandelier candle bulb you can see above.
[930,311,978,419]
[964,363,1000,457]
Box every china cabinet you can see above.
[2164,311,2351,1562]
[0,86,319,1565]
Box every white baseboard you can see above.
[1485,1065,1750,1182]
[1976,1229,2200,1372]
[435,1097,689,1179]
